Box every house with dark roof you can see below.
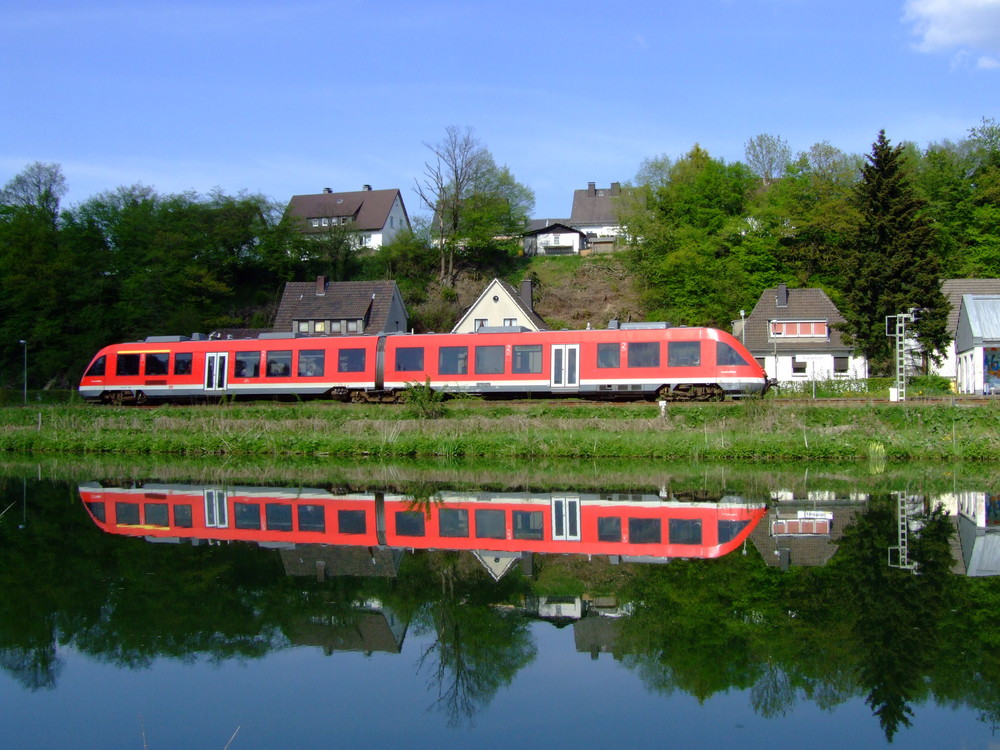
[286,186,410,250]
[273,277,408,336]
[522,221,588,255]
[568,181,629,253]
[451,278,548,333]
[955,293,1000,394]
[933,279,1000,381]
[736,284,866,382]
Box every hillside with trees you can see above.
[1,119,998,389]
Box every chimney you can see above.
[316,275,327,296]
[362,184,372,191]
[611,182,621,196]
[587,181,596,197]
[520,278,535,312]
[776,283,788,307]
[323,187,332,194]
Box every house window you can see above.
[792,357,808,375]
[297,321,310,333]
[321,218,329,226]
[834,356,849,373]
[314,321,326,333]
[311,219,320,227]
[347,320,360,333]
[331,321,342,333]
[503,318,517,327]
[770,321,827,338]
[474,318,488,330]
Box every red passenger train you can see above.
[79,483,767,561]
[79,324,770,404]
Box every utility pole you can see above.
[885,312,915,402]
[18,340,27,405]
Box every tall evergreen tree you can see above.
[840,131,949,374]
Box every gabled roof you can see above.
[941,279,1000,335]
[570,182,628,225]
[522,221,586,237]
[273,279,406,333]
[958,294,1000,343]
[742,285,851,353]
[286,188,407,233]
[451,278,549,333]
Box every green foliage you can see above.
[403,378,448,419]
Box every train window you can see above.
[667,341,701,367]
[86,501,106,522]
[669,518,703,545]
[145,353,169,376]
[145,503,169,527]
[475,345,505,374]
[629,517,662,544]
[116,502,140,525]
[266,351,292,377]
[338,348,366,373]
[266,504,293,531]
[438,346,468,375]
[627,342,660,368]
[174,504,193,528]
[395,347,425,372]
[174,352,193,375]
[475,509,506,539]
[338,509,367,534]
[598,516,622,542]
[395,511,426,537]
[85,356,106,377]
[234,503,262,530]
[298,350,325,377]
[513,511,543,540]
[235,352,261,378]
[298,504,325,532]
[512,345,543,374]
[439,508,469,537]
[116,353,140,377]
[718,519,750,544]
[597,343,620,368]
[717,341,751,367]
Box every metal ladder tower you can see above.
[886,311,915,402]
[888,492,918,571]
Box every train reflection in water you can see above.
[78,482,767,566]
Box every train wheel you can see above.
[135,391,148,406]
[351,390,367,403]
[109,391,125,407]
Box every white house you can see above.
[737,284,866,383]
[934,279,1000,381]
[286,186,411,250]
[522,221,587,255]
[451,278,548,334]
[955,294,1000,395]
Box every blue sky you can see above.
[2,0,999,220]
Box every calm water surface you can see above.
[0,460,997,749]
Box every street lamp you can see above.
[18,340,27,404]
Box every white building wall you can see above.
[452,293,531,333]
[760,353,866,383]
[957,347,985,394]
[536,230,583,254]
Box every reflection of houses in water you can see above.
[285,601,407,656]
[955,491,1000,576]
[750,489,868,568]
[280,546,404,579]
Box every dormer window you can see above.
[770,321,827,338]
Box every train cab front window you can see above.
[145,353,169,376]
[719,519,750,544]
[85,356,106,377]
[717,341,752,367]
[116,354,140,377]
[627,342,660,368]
[597,343,620,369]
[86,501,106,522]
[174,352,193,375]
[667,341,701,367]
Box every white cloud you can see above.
[904,0,1000,65]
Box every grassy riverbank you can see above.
[0,398,998,461]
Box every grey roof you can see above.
[273,279,405,333]
[525,218,573,233]
[959,294,1000,343]
[286,188,408,233]
[742,286,852,354]
[522,221,584,237]
[570,183,628,225]
[941,279,1000,334]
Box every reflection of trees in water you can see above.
[415,562,536,727]
[750,661,794,718]
[0,644,63,691]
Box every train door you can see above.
[204,352,229,393]
[204,488,229,528]
[550,344,579,390]
[551,496,581,541]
